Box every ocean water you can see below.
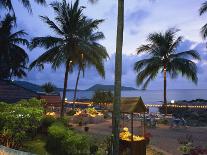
[62,89,207,104]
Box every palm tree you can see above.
[72,47,108,107]
[199,1,207,39]
[29,0,108,118]
[0,14,29,80]
[134,28,200,115]
[41,82,57,93]
[112,0,124,154]
[0,0,46,14]
[89,0,124,153]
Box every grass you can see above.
[22,135,50,155]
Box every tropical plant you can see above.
[29,0,107,118]
[41,82,57,93]
[46,122,90,155]
[0,98,45,148]
[199,1,207,39]
[73,33,108,104]
[134,28,200,115]
[112,0,124,154]
[89,0,124,153]
[0,14,29,80]
[0,0,46,14]
[92,90,113,109]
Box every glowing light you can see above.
[171,100,175,104]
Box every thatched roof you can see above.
[110,97,147,113]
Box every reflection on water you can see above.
[61,89,207,104]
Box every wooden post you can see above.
[122,113,124,127]
[143,112,146,137]
[131,113,133,155]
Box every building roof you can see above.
[0,80,60,103]
[12,80,59,95]
[0,80,38,103]
[109,97,147,113]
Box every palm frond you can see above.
[30,36,63,49]
[199,1,207,15]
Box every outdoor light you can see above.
[171,100,175,104]
[65,98,67,101]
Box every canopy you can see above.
[110,97,147,113]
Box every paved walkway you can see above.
[72,119,207,155]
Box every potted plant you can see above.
[144,132,152,145]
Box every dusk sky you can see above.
[5,0,207,90]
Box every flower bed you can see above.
[72,108,104,124]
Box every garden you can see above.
[0,98,167,155]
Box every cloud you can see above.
[5,0,207,90]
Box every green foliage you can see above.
[0,98,45,148]
[40,116,56,132]
[46,122,89,155]
[0,0,46,14]
[66,110,77,116]
[41,82,57,93]
[0,14,29,79]
[134,28,200,89]
[92,90,113,107]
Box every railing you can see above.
[65,101,207,109]
[145,104,207,109]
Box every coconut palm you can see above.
[134,28,200,114]
[41,82,57,93]
[0,0,46,13]
[89,0,124,153]
[199,1,207,39]
[72,35,108,107]
[111,0,124,154]
[29,0,107,118]
[0,14,29,80]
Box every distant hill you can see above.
[86,84,137,91]
[13,81,74,92]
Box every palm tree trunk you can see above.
[112,0,124,154]
[164,65,167,115]
[60,61,70,118]
[73,67,81,109]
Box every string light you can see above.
[145,104,207,109]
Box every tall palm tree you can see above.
[199,1,207,39]
[29,0,107,118]
[0,0,46,14]
[0,14,29,80]
[89,0,124,153]
[112,0,124,154]
[134,28,200,115]
[73,43,109,105]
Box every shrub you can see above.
[40,116,56,133]
[0,98,45,148]
[66,110,76,116]
[47,122,89,155]
[158,119,169,125]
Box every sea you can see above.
[62,89,207,104]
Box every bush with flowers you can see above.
[0,98,45,148]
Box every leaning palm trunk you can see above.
[73,67,81,109]
[164,65,167,115]
[112,0,124,154]
[60,61,70,118]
